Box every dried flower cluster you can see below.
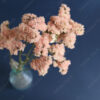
[0,4,84,76]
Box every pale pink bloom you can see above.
[0,20,10,38]
[53,60,71,75]
[30,56,52,76]
[47,21,60,35]
[8,39,25,55]
[22,13,47,32]
[18,23,41,43]
[0,21,19,40]
[0,21,25,55]
[0,38,25,55]
[34,33,51,57]
[22,13,37,24]
[28,17,47,32]
[70,19,84,36]
[58,32,76,49]
[49,43,65,62]
[47,4,71,35]
[58,4,71,20]
[50,16,72,33]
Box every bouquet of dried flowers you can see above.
[0,4,84,76]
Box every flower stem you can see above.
[23,44,35,65]
[19,51,22,64]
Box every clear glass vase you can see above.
[9,59,33,90]
[9,68,33,90]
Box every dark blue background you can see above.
[0,0,100,100]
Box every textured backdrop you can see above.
[0,0,100,100]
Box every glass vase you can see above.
[9,68,33,90]
[9,58,33,90]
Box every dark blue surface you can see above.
[0,0,100,100]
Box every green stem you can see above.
[18,51,24,71]
[13,43,35,71]
[23,44,35,65]
[19,51,22,64]
[18,42,29,68]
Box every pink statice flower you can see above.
[0,36,25,55]
[53,60,71,75]
[49,43,65,62]
[28,16,47,32]
[34,33,51,57]
[47,21,60,35]
[58,4,71,20]
[30,56,52,76]
[0,21,10,37]
[22,13,47,32]
[18,23,41,43]
[47,3,84,47]
[0,21,25,55]
[57,32,76,49]
[69,19,85,36]
[22,13,37,24]
[4,39,25,55]
[47,4,71,35]
[47,4,73,42]
[49,16,72,33]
